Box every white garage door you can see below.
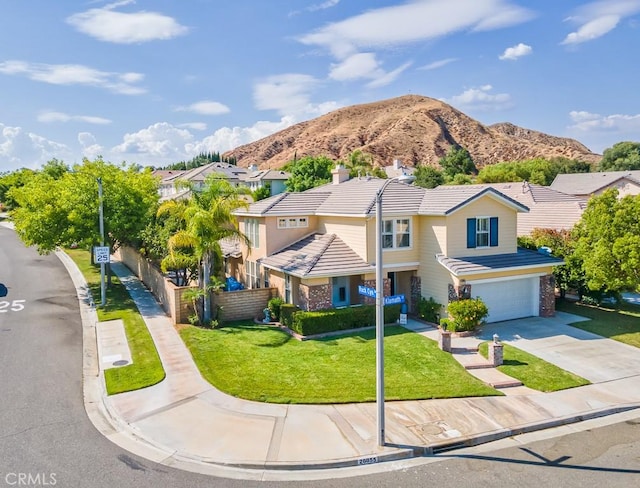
[470,277,539,323]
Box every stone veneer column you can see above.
[361,278,390,305]
[410,276,421,315]
[539,275,556,317]
[306,283,332,311]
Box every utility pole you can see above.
[98,177,106,307]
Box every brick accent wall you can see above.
[361,278,391,305]
[539,274,556,317]
[213,288,276,321]
[302,283,332,311]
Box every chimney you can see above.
[331,164,350,184]
[393,159,402,170]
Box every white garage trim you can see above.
[465,272,546,285]
[467,276,540,323]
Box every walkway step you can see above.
[490,379,524,389]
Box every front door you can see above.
[332,276,350,307]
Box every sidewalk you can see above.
[61,253,640,481]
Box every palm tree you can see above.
[158,174,250,323]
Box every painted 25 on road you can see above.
[0,300,26,313]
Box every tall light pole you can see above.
[375,173,415,446]
[98,177,106,307]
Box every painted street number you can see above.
[94,246,110,264]
[358,456,379,465]
[0,300,26,313]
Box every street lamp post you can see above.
[375,173,415,446]
[98,177,106,307]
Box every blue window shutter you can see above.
[467,218,476,248]
[490,217,498,247]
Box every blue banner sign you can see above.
[358,285,377,298]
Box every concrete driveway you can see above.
[477,312,640,384]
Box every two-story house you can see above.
[231,165,563,323]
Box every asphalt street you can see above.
[1,223,638,487]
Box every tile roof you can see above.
[259,233,375,278]
[455,182,585,235]
[245,169,290,182]
[220,237,242,258]
[437,247,565,277]
[550,171,640,196]
[420,185,529,215]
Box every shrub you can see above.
[289,304,402,336]
[267,296,284,320]
[417,296,442,323]
[279,304,300,327]
[446,298,489,333]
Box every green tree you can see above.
[252,184,271,201]
[413,165,444,189]
[9,158,159,254]
[343,150,386,178]
[158,174,250,323]
[572,189,640,295]
[439,145,477,178]
[284,155,334,192]
[598,141,640,171]
[0,168,37,210]
[477,158,558,185]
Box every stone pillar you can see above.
[410,276,421,315]
[488,335,503,366]
[539,275,556,317]
[439,330,451,352]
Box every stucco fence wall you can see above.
[114,246,277,324]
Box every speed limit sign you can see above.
[94,246,110,264]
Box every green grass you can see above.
[179,322,501,404]
[478,342,590,392]
[557,299,640,349]
[66,249,165,395]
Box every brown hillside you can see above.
[223,95,601,169]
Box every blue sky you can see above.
[2,0,640,172]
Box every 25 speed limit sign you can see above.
[94,246,110,264]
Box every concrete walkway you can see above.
[59,254,640,481]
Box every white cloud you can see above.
[298,0,535,59]
[112,122,195,158]
[253,74,326,117]
[0,60,146,95]
[443,85,512,111]
[66,0,189,44]
[178,122,208,131]
[175,100,230,115]
[78,132,104,161]
[329,53,383,81]
[0,123,72,170]
[562,0,640,45]
[289,0,340,17]
[418,58,458,70]
[366,62,412,88]
[499,42,532,60]
[38,111,111,125]
[569,110,640,132]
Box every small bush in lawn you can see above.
[418,296,442,323]
[268,297,284,320]
[447,298,488,333]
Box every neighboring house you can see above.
[385,159,415,179]
[244,164,290,196]
[154,162,290,201]
[231,166,563,323]
[451,182,586,236]
[550,170,640,202]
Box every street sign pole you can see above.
[98,177,106,307]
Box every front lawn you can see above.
[557,299,640,349]
[180,323,501,404]
[66,249,165,395]
[478,342,590,392]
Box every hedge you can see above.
[289,304,402,336]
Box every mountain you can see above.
[223,95,602,169]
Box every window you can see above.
[277,217,309,229]
[382,218,411,249]
[246,261,261,289]
[244,218,259,247]
[284,274,291,303]
[467,217,498,248]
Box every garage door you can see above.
[470,277,538,323]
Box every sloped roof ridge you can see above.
[303,234,336,274]
[260,192,290,213]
